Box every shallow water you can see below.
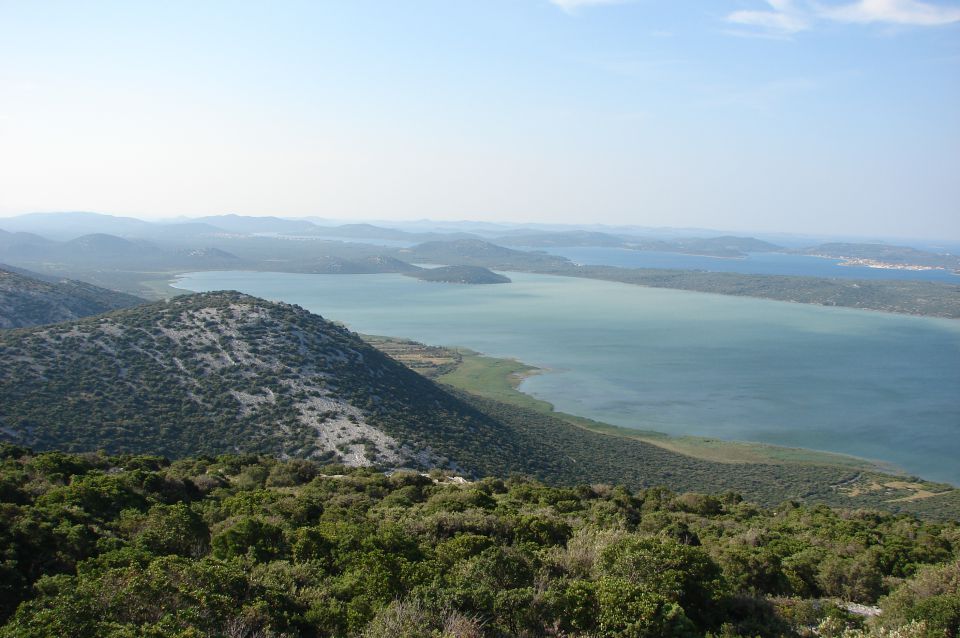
[174,271,960,484]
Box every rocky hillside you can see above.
[0,292,532,469]
[0,266,144,328]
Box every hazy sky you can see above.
[1,1,958,238]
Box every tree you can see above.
[211,518,286,562]
[597,535,728,627]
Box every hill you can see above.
[654,235,782,256]
[0,211,155,240]
[309,223,480,244]
[0,291,517,468]
[291,255,421,274]
[59,233,165,261]
[0,232,246,286]
[0,266,144,328]
[0,228,57,260]
[497,231,783,257]
[405,265,511,284]
[0,227,416,296]
[311,222,415,240]
[193,214,319,234]
[0,213,231,243]
[399,239,570,270]
[495,230,629,248]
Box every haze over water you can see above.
[175,271,960,484]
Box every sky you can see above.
[0,0,958,239]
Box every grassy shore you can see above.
[431,347,960,517]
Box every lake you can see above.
[174,271,960,484]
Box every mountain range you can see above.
[0,227,244,269]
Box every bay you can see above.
[173,270,960,484]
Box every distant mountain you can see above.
[664,236,783,255]
[309,223,479,243]
[148,221,230,239]
[496,231,783,257]
[0,213,234,244]
[0,232,244,270]
[0,212,155,240]
[496,230,631,248]
[0,228,57,259]
[400,239,570,269]
[192,214,319,234]
[168,246,246,268]
[311,223,417,241]
[0,265,144,328]
[61,233,164,260]
[405,265,511,284]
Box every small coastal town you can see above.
[837,257,959,273]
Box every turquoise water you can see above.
[174,271,960,484]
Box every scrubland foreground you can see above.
[0,448,957,638]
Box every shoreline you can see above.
[428,345,908,473]
[428,348,960,504]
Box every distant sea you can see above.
[174,271,960,485]
[524,247,960,283]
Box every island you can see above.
[404,265,511,284]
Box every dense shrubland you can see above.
[0,446,956,638]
